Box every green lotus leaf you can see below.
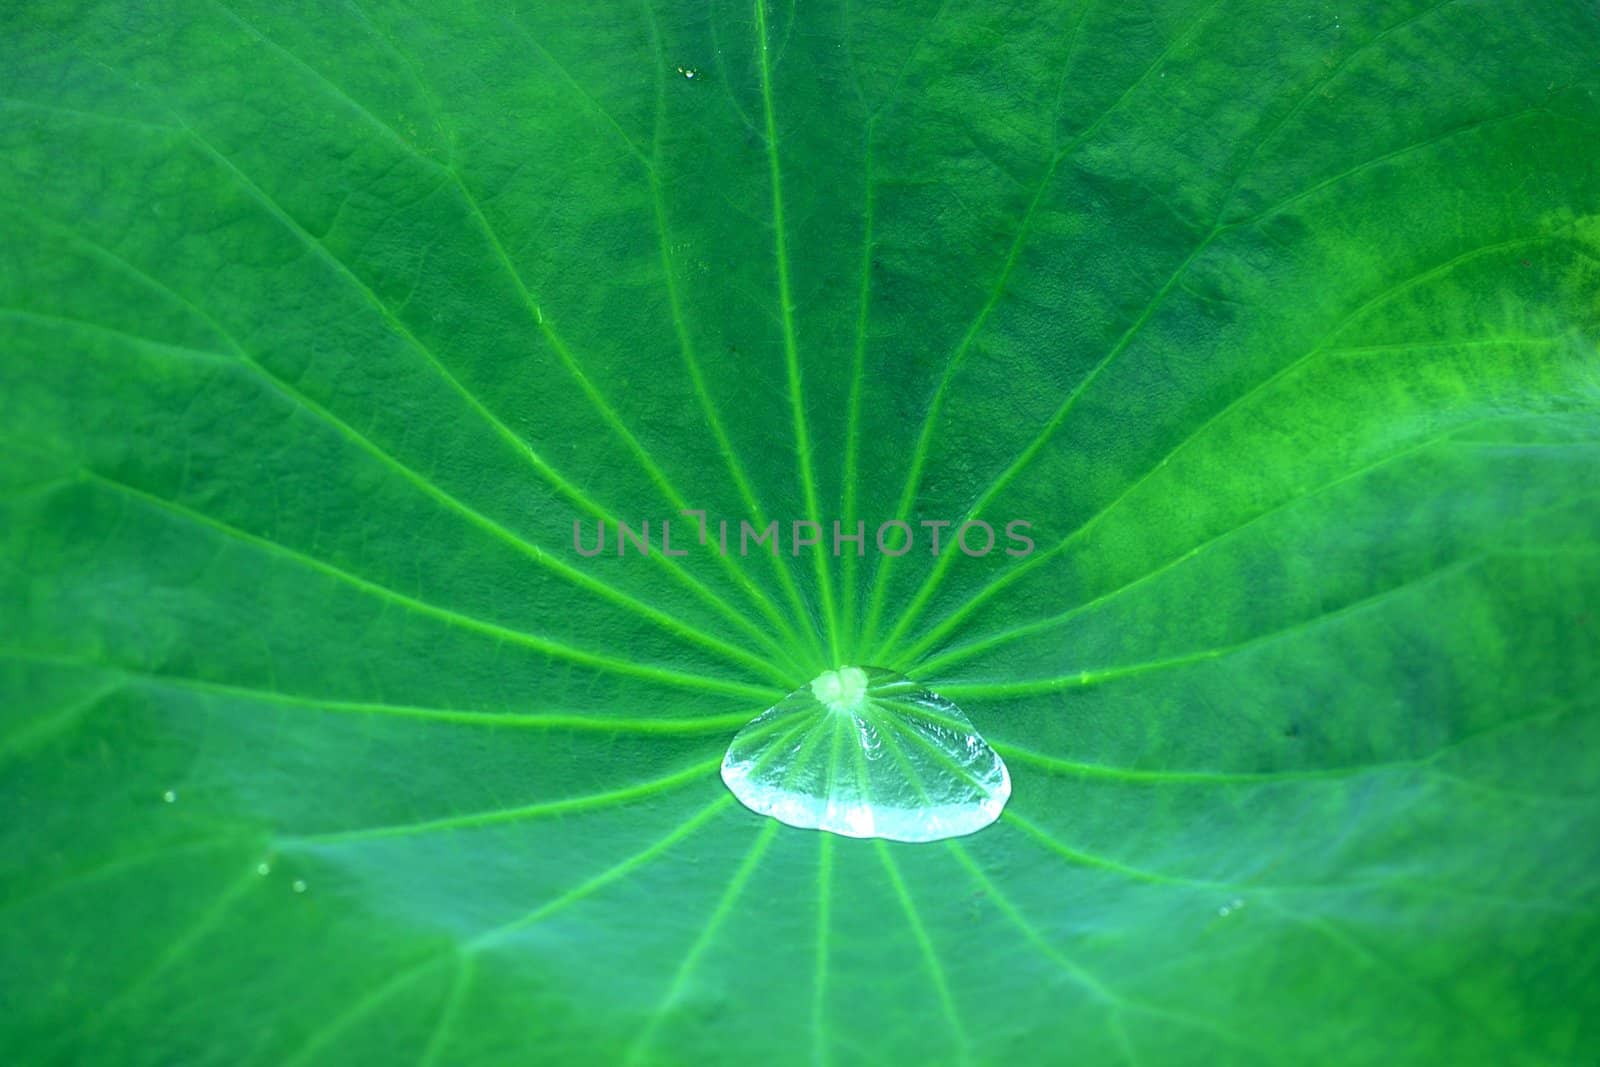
[4,0,1599,1064]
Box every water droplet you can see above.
[161,790,177,803]
[256,862,271,876]
[720,666,1011,843]
[292,879,307,893]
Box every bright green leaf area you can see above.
[4,0,1600,1063]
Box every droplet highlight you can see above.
[720,666,1010,843]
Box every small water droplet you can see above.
[256,862,271,876]
[162,790,177,803]
[292,879,307,894]
[720,666,1011,843]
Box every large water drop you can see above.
[720,666,1010,843]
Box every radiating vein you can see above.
[1230,106,1556,229]
[281,756,720,846]
[936,555,1481,698]
[124,82,796,676]
[279,796,732,1067]
[865,0,956,122]
[840,125,875,657]
[0,836,250,922]
[220,6,817,663]
[623,821,781,1064]
[0,94,178,133]
[82,468,779,702]
[811,829,835,1067]
[1110,1015,1140,1067]
[879,725,1187,1051]
[851,725,970,1056]
[640,0,827,669]
[0,644,767,735]
[496,11,651,165]
[469,795,736,953]
[880,721,1130,1047]
[861,0,1227,658]
[869,232,1222,662]
[1010,807,1593,908]
[0,679,119,762]
[28,150,810,683]
[1260,902,1518,1057]
[994,697,1587,792]
[1214,0,1463,220]
[417,953,475,1067]
[273,948,448,1067]
[7,287,795,685]
[63,866,261,1051]
[899,412,1530,673]
[944,841,1118,1003]
[872,840,970,1063]
[159,675,757,735]
[454,178,817,672]
[872,86,1568,668]
[1004,810,1210,888]
[755,0,842,663]
[877,219,1574,666]
[856,147,1065,656]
